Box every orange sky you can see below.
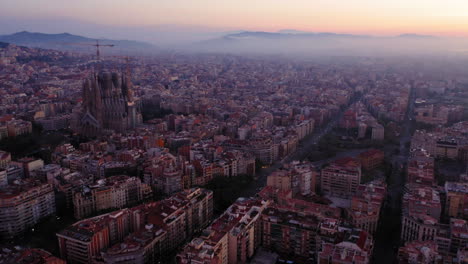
[2,0,468,36]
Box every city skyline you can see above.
[1,2,468,264]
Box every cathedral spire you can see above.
[77,67,141,137]
[125,56,134,102]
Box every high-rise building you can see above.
[76,71,142,137]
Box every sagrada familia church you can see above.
[74,71,142,137]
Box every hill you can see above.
[188,30,446,56]
[0,31,158,54]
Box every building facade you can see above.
[177,198,269,264]
[401,185,441,243]
[0,180,56,239]
[444,182,468,219]
[59,188,213,264]
[321,157,362,198]
[73,175,149,219]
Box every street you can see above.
[371,86,415,263]
[236,86,415,264]
[239,93,363,198]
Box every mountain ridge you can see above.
[0,31,158,54]
[187,30,451,56]
[223,31,436,39]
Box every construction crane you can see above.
[63,40,115,61]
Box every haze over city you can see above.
[0,1,467,264]
[2,0,468,47]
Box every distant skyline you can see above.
[1,0,468,40]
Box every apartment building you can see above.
[397,241,442,264]
[14,157,44,178]
[6,119,32,137]
[407,149,435,187]
[321,157,362,198]
[358,149,384,171]
[444,182,468,219]
[59,188,213,264]
[0,180,55,239]
[0,150,11,169]
[0,247,66,264]
[449,219,468,257]
[261,206,320,262]
[57,209,133,264]
[401,185,441,243]
[348,180,386,234]
[177,197,269,264]
[318,229,373,264]
[100,224,167,264]
[73,175,150,219]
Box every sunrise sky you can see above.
[2,0,468,36]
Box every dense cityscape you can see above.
[0,28,467,264]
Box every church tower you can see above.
[76,70,142,137]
